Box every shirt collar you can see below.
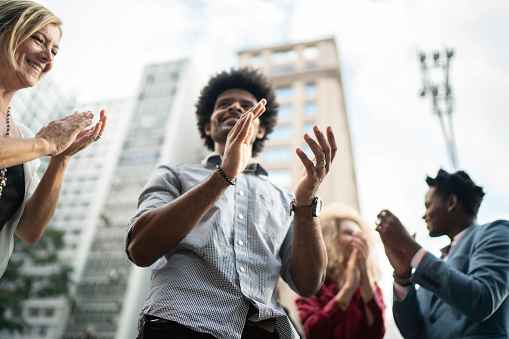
[440,224,475,257]
[201,153,269,178]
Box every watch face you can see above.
[313,197,323,217]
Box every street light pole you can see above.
[419,48,459,170]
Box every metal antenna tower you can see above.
[419,48,459,170]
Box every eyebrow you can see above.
[37,31,60,50]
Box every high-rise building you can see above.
[63,59,204,339]
[239,38,359,210]
[5,76,78,339]
[238,38,359,333]
[9,75,76,175]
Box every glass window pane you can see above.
[271,49,296,64]
[304,102,317,116]
[302,122,316,136]
[270,125,292,141]
[250,54,263,67]
[303,46,320,60]
[305,83,317,96]
[262,147,292,164]
[275,87,293,99]
[278,105,293,119]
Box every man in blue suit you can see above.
[376,169,509,338]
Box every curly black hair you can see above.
[195,67,279,157]
[426,169,485,217]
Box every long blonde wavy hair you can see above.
[320,202,380,283]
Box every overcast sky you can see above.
[33,0,509,335]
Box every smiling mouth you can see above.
[27,61,42,72]
[222,117,240,125]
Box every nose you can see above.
[40,47,54,63]
[227,102,243,114]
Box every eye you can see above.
[31,35,43,43]
[51,49,58,56]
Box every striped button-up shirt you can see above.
[126,153,301,338]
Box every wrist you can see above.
[215,165,236,185]
[393,271,413,286]
[35,137,53,156]
[403,241,422,260]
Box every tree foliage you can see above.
[0,228,72,333]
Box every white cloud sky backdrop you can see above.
[34,0,509,336]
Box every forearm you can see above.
[290,215,327,297]
[128,170,230,267]
[361,277,376,326]
[333,284,357,310]
[15,156,68,243]
[0,138,50,168]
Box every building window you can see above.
[250,54,263,67]
[268,169,292,188]
[43,308,55,317]
[303,122,316,136]
[303,46,320,60]
[278,105,293,119]
[262,146,292,164]
[270,125,292,141]
[304,102,317,116]
[275,86,293,100]
[305,83,317,96]
[38,326,48,336]
[301,144,315,160]
[28,308,39,317]
[271,49,296,64]
[271,66,294,75]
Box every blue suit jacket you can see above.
[393,220,509,338]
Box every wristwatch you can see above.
[290,197,322,217]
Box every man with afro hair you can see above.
[376,169,509,338]
[126,67,338,338]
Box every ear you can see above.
[256,125,266,139]
[447,194,458,212]
[204,122,211,136]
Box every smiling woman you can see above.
[0,0,107,278]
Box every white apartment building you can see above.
[63,59,203,339]
[239,38,359,334]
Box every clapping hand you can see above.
[294,125,337,204]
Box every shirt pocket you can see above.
[254,193,289,253]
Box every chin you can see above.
[428,229,444,238]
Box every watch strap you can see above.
[290,198,315,217]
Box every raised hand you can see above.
[376,210,420,277]
[35,110,95,156]
[294,125,337,204]
[352,232,375,301]
[352,232,370,279]
[344,247,361,290]
[56,109,107,159]
[221,99,266,179]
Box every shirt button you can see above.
[239,267,245,273]
[238,214,244,219]
[237,240,244,246]
[238,191,244,196]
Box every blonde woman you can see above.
[0,0,107,278]
[296,202,385,339]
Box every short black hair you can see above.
[426,169,485,217]
[195,67,279,157]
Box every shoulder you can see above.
[475,220,509,237]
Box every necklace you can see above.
[0,107,12,198]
